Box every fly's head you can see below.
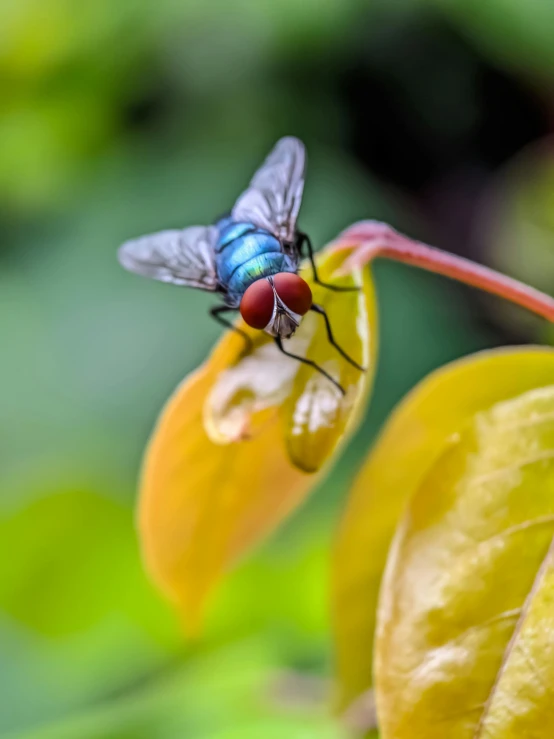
[240,273,313,339]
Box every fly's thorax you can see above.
[214,220,298,299]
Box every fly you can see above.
[118,137,364,394]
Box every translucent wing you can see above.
[232,136,306,243]
[118,226,218,291]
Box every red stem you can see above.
[332,221,554,322]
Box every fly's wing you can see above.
[231,137,306,244]
[118,225,218,291]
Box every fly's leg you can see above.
[274,335,345,396]
[210,305,253,356]
[296,232,359,292]
[310,304,366,372]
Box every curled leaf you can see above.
[376,383,554,738]
[332,347,554,709]
[139,243,377,630]
[204,249,377,471]
[283,253,377,473]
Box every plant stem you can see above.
[332,220,554,322]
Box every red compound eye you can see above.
[273,272,312,315]
[240,279,275,329]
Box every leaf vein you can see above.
[474,514,554,552]
[470,448,554,487]
[472,534,554,738]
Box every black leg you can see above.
[297,232,359,292]
[310,304,366,372]
[210,305,253,355]
[274,336,345,396]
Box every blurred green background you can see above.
[2,1,554,736]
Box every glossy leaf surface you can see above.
[332,347,554,708]
[376,384,554,738]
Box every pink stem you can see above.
[332,220,554,322]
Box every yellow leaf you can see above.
[139,245,376,631]
[376,384,554,738]
[139,358,310,632]
[332,346,554,709]
[283,253,377,473]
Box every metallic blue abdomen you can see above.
[214,217,296,303]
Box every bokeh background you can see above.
[2,1,554,736]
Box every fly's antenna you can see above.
[274,336,346,396]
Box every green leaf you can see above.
[376,384,554,738]
[483,138,554,340]
[429,0,554,81]
[16,642,346,739]
[0,489,176,640]
[332,347,554,709]
[0,490,181,734]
